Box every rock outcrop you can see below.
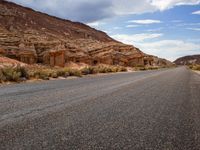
[174,55,200,65]
[0,0,172,67]
[152,56,175,67]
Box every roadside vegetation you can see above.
[133,65,160,71]
[0,64,174,84]
[189,65,200,71]
[0,66,27,83]
[0,65,127,83]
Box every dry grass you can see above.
[0,64,128,83]
[81,65,127,75]
[133,66,159,71]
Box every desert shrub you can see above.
[98,66,107,73]
[134,66,160,71]
[56,68,66,77]
[84,65,128,74]
[81,67,92,75]
[111,67,118,73]
[188,65,193,69]
[27,70,38,78]
[138,67,147,71]
[38,69,53,80]
[28,69,51,80]
[118,66,127,72]
[1,66,22,82]
[96,66,113,73]
[18,66,29,79]
[68,69,82,77]
[196,66,200,71]
[38,72,48,80]
[133,67,142,71]
[81,67,98,75]
[191,65,200,71]
[0,69,6,83]
[51,71,58,78]
[146,66,159,70]
[105,67,112,73]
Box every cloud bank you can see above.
[112,33,200,61]
[7,0,200,23]
[128,19,162,24]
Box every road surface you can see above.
[0,67,200,150]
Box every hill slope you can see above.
[0,0,172,67]
[174,55,200,65]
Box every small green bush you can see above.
[0,66,23,82]
[18,66,29,79]
[81,67,95,75]
[68,69,82,77]
[118,66,127,72]
[81,66,128,75]
[139,67,147,71]
[0,69,6,83]
[98,67,106,73]
[146,66,159,70]
[38,70,53,80]
[56,69,66,77]
[51,71,58,78]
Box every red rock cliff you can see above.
[0,0,171,67]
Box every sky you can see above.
[8,0,200,61]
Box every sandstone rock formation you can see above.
[0,0,172,67]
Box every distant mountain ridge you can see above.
[174,55,200,65]
[0,0,173,67]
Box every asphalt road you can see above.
[0,67,200,150]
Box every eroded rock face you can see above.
[49,50,65,67]
[0,0,172,67]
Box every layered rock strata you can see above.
[0,0,172,67]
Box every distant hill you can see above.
[0,0,173,67]
[174,55,200,65]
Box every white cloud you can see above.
[150,0,200,11]
[87,22,102,27]
[111,33,200,61]
[128,19,162,24]
[112,0,200,15]
[186,27,200,31]
[87,21,106,28]
[111,33,163,43]
[192,10,200,15]
[136,40,200,61]
[126,25,140,28]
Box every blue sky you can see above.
[8,0,200,61]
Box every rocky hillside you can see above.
[174,55,200,65]
[0,0,172,67]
